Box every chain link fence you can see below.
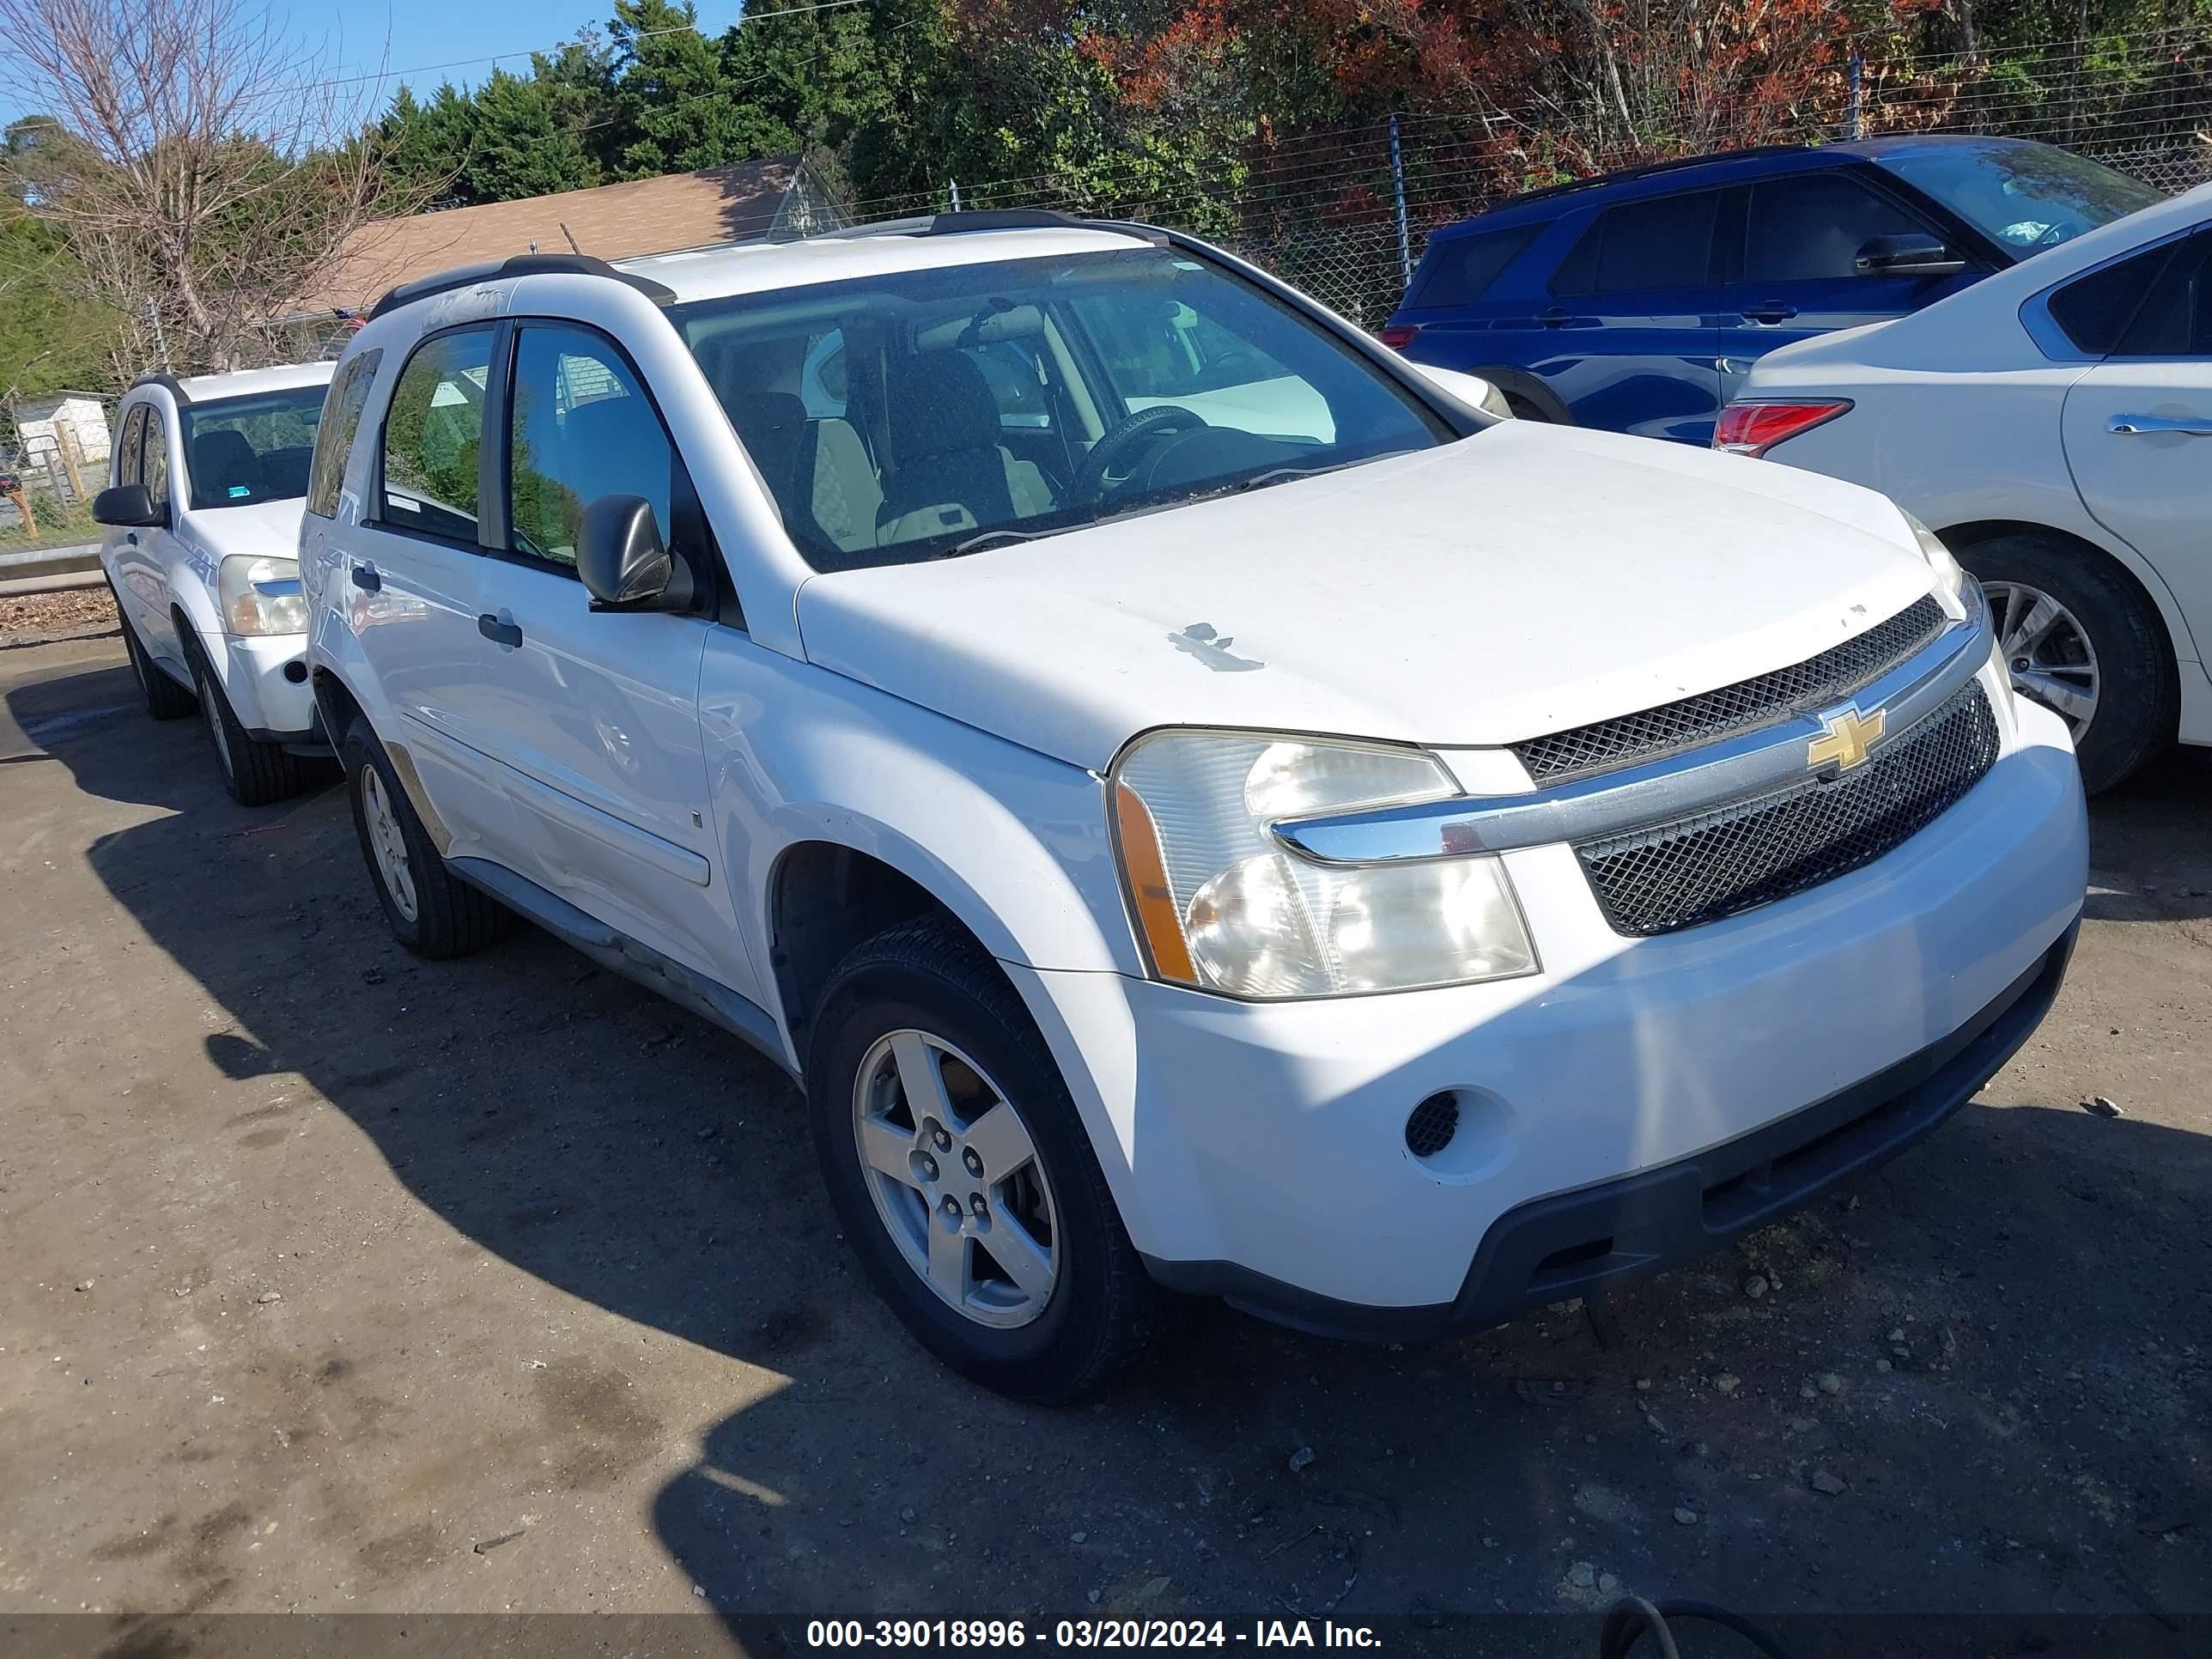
[842,29,2212,327]
[1,393,121,562]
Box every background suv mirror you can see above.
[1855,234,1967,277]
[576,494,695,612]
[92,483,165,528]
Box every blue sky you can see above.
[2,3,733,129]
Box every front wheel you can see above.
[1961,532,2174,793]
[807,915,1158,1401]
[188,643,316,806]
[341,718,512,958]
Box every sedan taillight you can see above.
[1714,399,1853,457]
[1375,325,1419,350]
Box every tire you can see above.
[341,717,512,958]
[114,592,198,720]
[807,915,1158,1401]
[1959,532,2175,793]
[185,635,315,806]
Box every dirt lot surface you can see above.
[3,625,2208,1655]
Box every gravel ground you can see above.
[0,585,116,641]
[1,630,2206,1656]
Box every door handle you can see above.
[477,614,524,648]
[1740,304,1798,325]
[124,532,138,546]
[350,563,380,592]
[2108,412,2212,436]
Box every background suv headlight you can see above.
[218,555,307,635]
[1109,731,1537,998]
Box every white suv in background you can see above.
[301,219,2086,1401]
[96,362,337,803]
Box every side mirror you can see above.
[1855,234,1967,277]
[575,495,695,612]
[92,483,165,528]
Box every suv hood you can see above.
[180,497,308,565]
[795,422,1943,772]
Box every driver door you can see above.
[1716,171,1982,406]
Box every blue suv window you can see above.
[1407,222,1545,308]
[1552,191,1720,293]
[1744,174,1930,283]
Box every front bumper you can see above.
[1010,690,2087,1322]
[1147,920,2074,1340]
[219,631,322,747]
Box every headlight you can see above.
[1109,732,1537,998]
[1899,509,1966,601]
[219,555,307,635]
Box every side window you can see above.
[1553,191,1720,294]
[1744,174,1934,283]
[507,325,678,568]
[1065,294,1293,399]
[141,407,171,514]
[2048,241,2173,355]
[115,405,146,487]
[378,330,493,542]
[305,350,382,519]
[2112,230,2212,357]
[1406,222,1544,308]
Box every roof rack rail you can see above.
[366,252,678,322]
[1504,143,1816,206]
[127,371,194,404]
[813,208,1094,241]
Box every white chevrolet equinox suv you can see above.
[301,215,2088,1401]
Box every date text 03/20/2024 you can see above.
[805,1620,1383,1649]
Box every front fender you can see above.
[699,634,1141,1004]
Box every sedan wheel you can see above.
[1985,580,2100,738]
[852,1029,1060,1329]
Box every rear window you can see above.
[1552,191,1720,294]
[1405,222,1544,308]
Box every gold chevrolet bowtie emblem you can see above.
[1808,705,1887,773]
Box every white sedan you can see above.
[1721,180,2210,791]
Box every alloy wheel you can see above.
[198,672,234,782]
[359,765,419,922]
[1986,580,2100,738]
[851,1029,1060,1329]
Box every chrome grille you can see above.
[1577,682,2000,938]
[1514,596,1948,784]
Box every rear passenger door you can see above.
[1535,189,1729,443]
[105,404,167,647]
[1716,168,1979,404]
[465,321,742,993]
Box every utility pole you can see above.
[1389,114,1413,290]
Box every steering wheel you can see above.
[1071,404,1208,505]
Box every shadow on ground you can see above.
[8,649,2209,1643]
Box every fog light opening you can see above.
[282,659,308,684]
[1405,1092,1462,1159]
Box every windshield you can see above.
[1875,143,2164,258]
[179,385,328,510]
[672,246,1452,571]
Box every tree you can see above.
[609,0,785,177]
[0,150,122,399]
[0,0,419,374]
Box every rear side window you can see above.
[2048,240,2177,354]
[306,350,383,519]
[1744,173,1932,283]
[141,407,171,514]
[377,330,494,542]
[1553,191,1720,294]
[2110,229,2212,356]
[1407,222,1544,308]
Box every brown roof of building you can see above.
[298,157,808,314]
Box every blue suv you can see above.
[1381,135,2164,444]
